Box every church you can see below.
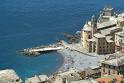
[81,6,124,54]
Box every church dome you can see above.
[83,21,92,31]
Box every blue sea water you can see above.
[0,0,124,81]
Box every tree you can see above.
[121,80,124,83]
[122,73,124,78]
[108,80,116,83]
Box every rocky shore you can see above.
[0,69,22,83]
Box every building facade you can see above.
[81,6,124,54]
[101,56,124,76]
[115,31,124,53]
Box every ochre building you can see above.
[81,6,124,54]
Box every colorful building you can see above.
[101,56,124,76]
[81,6,124,54]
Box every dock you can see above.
[19,42,64,56]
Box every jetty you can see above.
[19,42,64,56]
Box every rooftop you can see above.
[83,21,92,31]
[96,77,112,83]
[103,6,113,11]
[118,13,124,17]
[96,75,124,83]
[97,20,116,30]
[94,33,106,38]
[106,36,114,43]
[116,16,124,22]
[25,75,48,83]
[58,68,78,76]
[58,68,81,81]
[105,52,124,60]
[71,79,97,83]
[102,56,124,66]
[87,38,96,42]
[100,26,121,36]
[115,31,124,37]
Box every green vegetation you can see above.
[108,80,116,83]
[121,80,124,83]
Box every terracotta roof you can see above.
[96,77,112,83]
[96,75,124,83]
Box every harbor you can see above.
[19,6,124,83]
[1,1,124,82]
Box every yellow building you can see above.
[101,55,124,76]
[115,30,124,53]
[80,7,124,55]
[87,33,115,54]
[81,15,97,52]
[81,21,92,51]
[116,17,124,27]
[81,16,117,54]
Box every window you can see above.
[110,49,112,52]
[71,74,74,77]
[118,72,119,75]
[103,50,105,52]
[113,71,115,74]
[119,66,121,70]
[113,66,116,69]
[103,69,105,72]
[89,35,91,39]
[99,41,101,45]
[108,70,110,75]
[103,42,105,45]
[108,65,110,68]
[63,78,66,83]
[103,64,105,67]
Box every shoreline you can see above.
[55,48,106,74]
[56,49,73,73]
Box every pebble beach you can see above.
[57,42,106,73]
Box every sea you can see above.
[0,0,124,81]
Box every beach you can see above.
[56,42,106,73]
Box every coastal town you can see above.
[1,6,124,83]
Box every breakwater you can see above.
[19,42,64,56]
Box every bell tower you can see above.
[91,15,97,37]
[91,15,97,53]
[102,6,114,16]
